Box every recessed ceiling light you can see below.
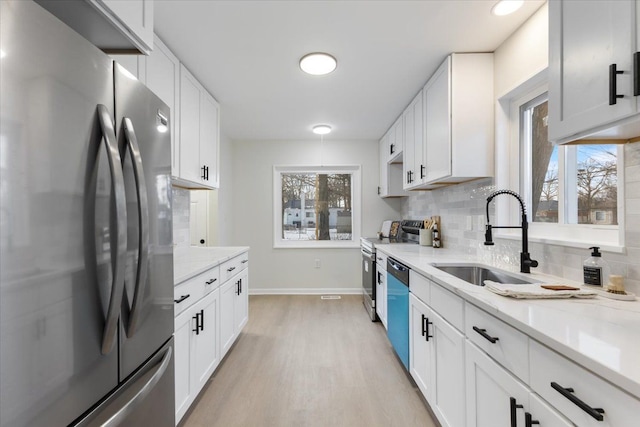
[312,124,332,135]
[300,53,337,76]
[491,0,523,16]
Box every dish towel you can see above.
[484,281,598,299]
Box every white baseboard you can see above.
[249,287,361,295]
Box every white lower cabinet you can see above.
[409,289,465,427]
[174,289,220,424]
[220,268,249,358]
[465,341,529,427]
[376,264,387,328]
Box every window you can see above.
[499,83,624,249]
[273,165,361,248]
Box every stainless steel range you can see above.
[360,220,422,321]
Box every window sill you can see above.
[495,232,625,254]
[273,241,360,249]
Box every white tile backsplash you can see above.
[402,141,640,295]
[172,187,190,247]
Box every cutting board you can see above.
[380,220,393,237]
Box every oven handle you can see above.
[361,248,374,260]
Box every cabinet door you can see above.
[390,117,403,160]
[409,294,433,401]
[179,65,202,184]
[376,268,386,327]
[99,0,154,53]
[465,341,529,427]
[403,102,415,189]
[378,135,388,197]
[549,0,637,143]
[174,309,195,424]
[220,278,237,358]
[200,91,220,188]
[424,58,451,183]
[234,270,249,333]
[191,290,220,393]
[413,90,425,184]
[528,392,573,427]
[431,310,465,427]
[145,36,180,177]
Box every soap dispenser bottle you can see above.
[583,246,610,287]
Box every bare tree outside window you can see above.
[280,173,352,241]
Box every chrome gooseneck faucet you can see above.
[484,189,538,274]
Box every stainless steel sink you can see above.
[431,263,538,286]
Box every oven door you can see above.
[361,247,377,321]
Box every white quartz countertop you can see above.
[376,244,640,399]
[173,246,250,285]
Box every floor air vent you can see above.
[320,295,341,300]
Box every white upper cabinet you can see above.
[403,90,424,189]
[378,128,406,198]
[37,0,154,54]
[549,0,638,144]
[145,36,181,177]
[422,54,494,186]
[97,0,154,53]
[178,64,220,189]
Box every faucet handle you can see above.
[484,225,495,246]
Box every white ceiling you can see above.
[154,0,546,142]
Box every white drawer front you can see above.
[410,270,430,305]
[430,282,463,331]
[530,340,640,427]
[201,266,220,294]
[221,255,243,282]
[376,252,388,270]
[174,275,204,316]
[238,252,249,271]
[465,303,529,384]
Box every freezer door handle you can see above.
[101,346,173,427]
[97,104,128,355]
[122,117,150,338]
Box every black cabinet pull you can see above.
[423,315,433,341]
[227,266,236,272]
[377,271,382,284]
[236,279,241,295]
[205,278,217,285]
[420,164,425,179]
[635,52,640,96]
[192,312,201,335]
[239,278,243,294]
[201,165,207,180]
[390,143,395,155]
[241,259,248,264]
[377,186,381,195]
[473,326,499,344]
[510,397,523,427]
[550,382,604,421]
[174,294,190,304]
[525,413,539,427]
[200,309,204,332]
[609,63,624,105]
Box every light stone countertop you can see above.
[173,246,250,285]
[376,243,640,399]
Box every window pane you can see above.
[573,145,618,225]
[281,173,352,241]
[527,100,559,223]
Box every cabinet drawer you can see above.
[530,340,640,427]
[409,270,430,305]
[430,282,463,331]
[376,252,388,270]
[465,303,529,383]
[220,255,244,282]
[201,266,220,295]
[174,276,204,316]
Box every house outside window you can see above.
[273,165,361,248]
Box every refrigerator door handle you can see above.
[97,104,128,355]
[101,345,173,427]
[122,117,150,338]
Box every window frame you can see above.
[273,165,362,249]
[496,80,625,252]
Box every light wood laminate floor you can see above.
[181,295,438,427]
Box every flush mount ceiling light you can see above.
[491,0,523,16]
[312,124,332,135]
[299,53,337,76]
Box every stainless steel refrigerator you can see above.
[0,1,175,425]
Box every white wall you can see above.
[230,139,402,293]
[216,132,234,246]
